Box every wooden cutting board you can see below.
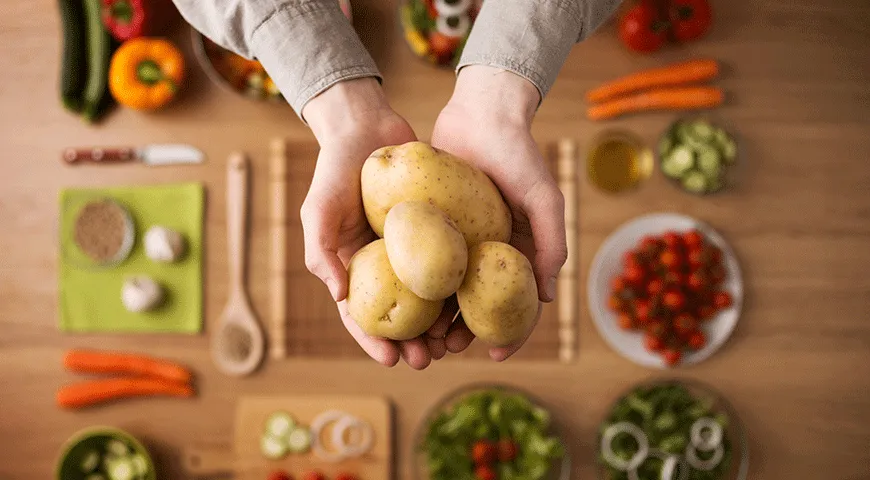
[185,395,393,480]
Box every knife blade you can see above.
[62,144,205,166]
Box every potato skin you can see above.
[457,242,539,347]
[361,141,512,246]
[346,239,444,341]
[384,201,468,301]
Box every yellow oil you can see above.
[587,132,652,193]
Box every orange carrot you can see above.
[587,87,724,121]
[56,378,194,409]
[586,59,720,104]
[63,349,192,384]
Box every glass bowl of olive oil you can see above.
[586,130,653,194]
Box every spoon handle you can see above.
[227,152,249,294]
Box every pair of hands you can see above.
[300,66,567,369]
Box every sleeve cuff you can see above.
[249,1,382,116]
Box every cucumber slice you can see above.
[697,149,722,177]
[106,439,130,457]
[80,450,100,472]
[286,427,313,454]
[707,177,724,193]
[260,434,288,460]
[662,146,695,178]
[85,475,106,480]
[658,135,674,157]
[691,121,714,140]
[721,138,737,164]
[106,457,136,480]
[265,411,295,439]
[130,454,149,476]
[682,171,709,194]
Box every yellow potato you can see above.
[361,141,512,246]
[384,201,468,301]
[346,239,444,341]
[457,242,539,347]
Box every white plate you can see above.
[587,213,743,368]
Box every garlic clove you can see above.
[144,226,186,263]
[121,276,165,312]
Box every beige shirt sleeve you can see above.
[173,0,381,116]
[458,0,623,99]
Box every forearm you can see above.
[172,0,380,116]
[458,0,622,99]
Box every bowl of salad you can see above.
[657,117,739,195]
[56,426,155,480]
[597,379,748,480]
[415,384,569,480]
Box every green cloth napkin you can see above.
[59,183,204,333]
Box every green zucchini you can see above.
[80,450,100,472]
[85,475,107,480]
[286,427,312,454]
[106,439,130,457]
[662,146,694,178]
[681,171,708,194]
[697,148,722,177]
[661,119,736,194]
[265,411,295,438]
[130,454,149,476]
[81,0,113,122]
[105,457,136,480]
[58,0,87,112]
[260,434,287,460]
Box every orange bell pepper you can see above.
[108,37,184,110]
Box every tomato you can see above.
[688,331,706,350]
[475,465,497,480]
[713,291,733,309]
[659,249,681,269]
[335,474,358,480]
[663,348,682,366]
[644,333,665,352]
[635,299,652,324]
[471,440,496,465]
[624,251,642,267]
[709,265,726,283]
[683,229,704,249]
[698,304,715,320]
[708,246,723,264]
[302,472,325,480]
[268,471,292,480]
[611,276,628,293]
[687,271,707,291]
[497,439,518,462]
[646,278,664,296]
[624,264,646,285]
[688,248,705,268]
[673,314,698,336]
[640,235,662,256]
[618,313,634,330]
[645,319,668,338]
[663,290,686,310]
[428,31,461,61]
[669,0,712,42]
[662,231,683,249]
[619,1,669,53]
[608,294,623,312]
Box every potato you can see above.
[346,239,444,341]
[457,242,539,347]
[361,141,512,247]
[384,201,468,301]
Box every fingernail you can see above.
[546,277,557,301]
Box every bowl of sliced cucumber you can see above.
[658,117,738,195]
[56,426,155,480]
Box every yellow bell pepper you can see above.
[108,37,185,111]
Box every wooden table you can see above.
[1,0,869,478]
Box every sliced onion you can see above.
[436,14,471,38]
[626,449,688,480]
[685,443,724,471]
[690,417,723,451]
[331,414,374,458]
[310,410,352,463]
[601,422,649,471]
[434,0,472,16]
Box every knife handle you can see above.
[62,148,136,164]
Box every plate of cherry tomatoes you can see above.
[587,213,742,368]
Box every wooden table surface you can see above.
[2,0,869,478]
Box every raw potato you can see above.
[457,242,539,347]
[384,201,468,301]
[346,239,444,341]
[361,141,512,247]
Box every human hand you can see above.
[430,65,568,361]
[301,78,453,369]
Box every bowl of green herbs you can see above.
[416,383,569,480]
[597,379,748,480]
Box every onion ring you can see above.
[332,414,374,458]
[626,449,688,480]
[685,443,724,471]
[690,417,723,451]
[601,422,649,471]
[310,410,352,462]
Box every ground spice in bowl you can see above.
[73,199,134,265]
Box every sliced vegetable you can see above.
[58,0,88,112]
[659,118,737,194]
[80,450,101,472]
[332,414,374,457]
[63,349,192,385]
[265,411,295,439]
[685,443,724,471]
[600,422,649,471]
[82,0,114,122]
[261,434,288,460]
[690,417,723,451]
[105,457,135,480]
[287,427,313,454]
[85,475,107,480]
[56,377,194,409]
[586,59,720,104]
[106,439,130,457]
[130,453,149,476]
[587,87,724,121]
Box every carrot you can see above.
[56,377,194,409]
[63,349,192,384]
[586,87,724,121]
[586,59,720,104]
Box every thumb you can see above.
[300,199,348,301]
[523,181,568,302]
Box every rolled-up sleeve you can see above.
[458,0,622,99]
[173,0,381,115]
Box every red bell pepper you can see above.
[102,0,150,42]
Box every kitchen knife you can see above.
[62,144,205,166]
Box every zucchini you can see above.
[681,171,708,194]
[80,450,101,472]
[658,134,674,158]
[105,457,136,480]
[662,146,694,178]
[106,439,130,457]
[260,434,287,460]
[697,149,722,177]
[130,454,149,476]
[286,427,312,454]
[81,0,113,122]
[265,411,295,439]
[85,475,107,480]
[661,119,737,194]
[58,0,87,112]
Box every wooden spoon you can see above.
[212,152,264,376]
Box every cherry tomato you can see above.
[708,246,723,264]
[683,229,704,248]
[662,231,683,249]
[688,331,707,350]
[335,474,358,480]
[619,1,669,53]
[624,251,642,267]
[698,305,715,320]
[644,333,665,352]
[635,299,652,324]
[713,291,733,309]
[687,271,707,291]
[608,294,623,312]
[645,319,668,338]
[688,248,705,268]
[302,472,325,480]
[663,290,686,310]
[673,314,698,336]
[663,270,684,286]
[618,313,634,330]
[428,31,461,62]
[475,465,497,480]
[497,438,518,462]
[669,0,712,42]
[659,249,681,269]
[663,348,683,366]
[471,440,496,465]
[625,264,646,285]
[709,265,726,283]
[268,471,292,480]
[611,276,627,293]
[646,278,664,296]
